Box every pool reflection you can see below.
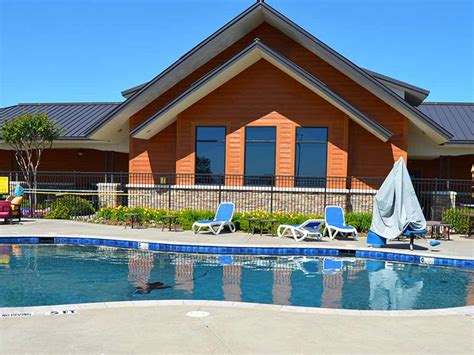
[123,251,473,310]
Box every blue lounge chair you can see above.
[192,202,236,235]
[323,206,357,240]
[277,219,323,241]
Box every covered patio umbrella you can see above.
[367,157,426,248]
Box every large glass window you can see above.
[244,127,276,186]
[195,126,225,184]
[295,127,328,187]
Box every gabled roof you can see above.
[122,68,431,105]
[131,39,393,141]
[88,0,452,144]
[418,102,474,145]
[0,102,120,140]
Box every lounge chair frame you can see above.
[277,219,323,241]
[192,202,236,235]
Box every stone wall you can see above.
[97,183,123,209]
[126,185,377,214]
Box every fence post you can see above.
[270,183,274,213]
[168,174,172,210]
[73,171,77,190]
[323,177,327,209]
[73,193,77,219]
[218,175,222,204]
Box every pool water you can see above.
[0,244,472,310]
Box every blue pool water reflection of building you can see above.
[0,245,472,310]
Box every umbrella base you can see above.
[367,231,386,247]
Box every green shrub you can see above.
[443,208,473,235]
[345,213,372,233]
[176,209,214,230]
[46,195,96,219]
[94,206,372,233]
[45,205,71,219]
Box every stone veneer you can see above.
[97,183,123,208]
[126,185,377,214]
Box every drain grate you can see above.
[186,311,210,318]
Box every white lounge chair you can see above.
[192,202,236,235]
[323,206,357,240]
[277,219,324,241]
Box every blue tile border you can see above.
[0,237,39,244]
[0,236,472,268]
[354,250,473,269]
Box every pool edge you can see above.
[1,300,473,318]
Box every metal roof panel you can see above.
[418,103,474,143]
[0,102,121,139]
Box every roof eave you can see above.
[441,141,474,148]
[121,83,147,98]
[363,68,430,97]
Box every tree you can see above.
[1,112,62,201]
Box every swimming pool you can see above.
[0,244,472,310]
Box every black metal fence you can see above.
[0,171,472,219]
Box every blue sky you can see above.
[0,0,472,107]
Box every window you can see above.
[244,127,276,186]
[195,126,225,184]
[295,127,328,187]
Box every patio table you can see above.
[124,213,141,229]
[161,215,178,232]
[246,218,261,235]
[257,219,278,237]
[426,221,450,240]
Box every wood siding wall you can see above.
[176,59,348,177]
[128,22,408,178]
[0,149,128,173]
[130,123,177,174]
[408,155,474,180]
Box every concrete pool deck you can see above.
[1,303,473,354]
[1,219,473,354]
